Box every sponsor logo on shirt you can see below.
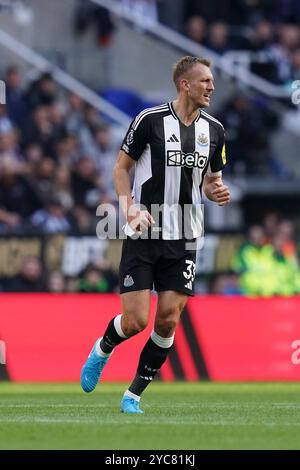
[167,150,208,169]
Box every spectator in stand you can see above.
[233,225,265,268]
[217,94,280,175]
[88,125,119,200]
[31,198,70,233]
[277,219,297,259]
[5,256,46,292]
[54,135,79,167]
[52,166,74,211]
[70,204,94,234]
[271,231,300,295]
[30,157,56,205]
[26,72,57,110]
[232,221,300,296]
[263,211,281,242]
[77,262,117,293]
[25,143,44,170]
[232,225,274,295]
[78,104,105,157]
[49,102,68,143]
[4,66,27,128]
[93,258,119,292]
[249,19,275,51]
[71,156,106,210]
[185,16,207,44]
[0,124,24,166]
[47,270,66,293]
[65,276,78,292]
[22,105,56,157]
[265,23,300,84]
[0,151,43,228]
[206,22,231,54]
[65,92,85,135]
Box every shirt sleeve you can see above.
[121,114,150,161]
[207,125,227,176]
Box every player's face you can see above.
[185,64,215,108]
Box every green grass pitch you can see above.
[0,382,300,449]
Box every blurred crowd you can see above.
[74,1,292,177]
[0,257,119,294]
[0,66,120,235]
[183,0,300,86]
[216,94,286,176]
[212,212,300,297]
[0,2,297,295]
[92,0,300,86]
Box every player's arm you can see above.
[203,124,230,206]
[113,149,135,216]
[203,175,230,206]
[113,151,154,234]
[114,115,155,234]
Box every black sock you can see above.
[128,338,172,396]
[100,316,128,353]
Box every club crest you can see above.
[197,133,208,147]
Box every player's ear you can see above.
[181,78,189,91]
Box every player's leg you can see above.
[81,237,153,393]
[121,241,196,412]
[81,289,151,393]
[120,290,188,414]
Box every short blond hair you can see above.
[173,56,212,91]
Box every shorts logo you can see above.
[197,133,208,146]
[124,274,134,287]
[167,151,207,169]
[126,129,134,145]
[183,260,196,290]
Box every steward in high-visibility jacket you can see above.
[232,241,300,297]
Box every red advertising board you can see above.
[188,296,300,381]
[0,294,299,382]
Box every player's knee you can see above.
[156,306,180,336]
[156,320,177,337]
[122,315,148,336]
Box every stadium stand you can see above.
[0,0,299,294]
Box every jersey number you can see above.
[183,260,196,291]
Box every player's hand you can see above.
[211,181,230,206]
[127,206,155,235]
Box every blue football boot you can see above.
[81,339,111,393]
[120,395,144,414]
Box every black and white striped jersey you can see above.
[121,102,227,240]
